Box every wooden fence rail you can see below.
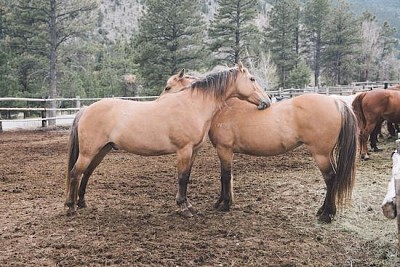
[0,96,158,132]
[0,81,395,131]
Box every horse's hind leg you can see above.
[65,155,92,216]
[214,146,234,211]
[316,169,337,223]
[77,145,112,209]
[370,120,384,151]
[313,154,337,223]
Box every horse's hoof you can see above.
[318,213,333,223]
[217,203,230,212]
[77,201,87,209]
[214,201,222,210]
[177,209,193,218]
[188,205,197,214]
[66,208,76,217]
[373,147,382,152]
[361,154,370,160]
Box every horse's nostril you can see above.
[257,101,268,110]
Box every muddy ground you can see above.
[0,128,400,266]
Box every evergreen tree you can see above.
[134,0,208,94]
[287,58,312,88]
[303,0,330,87]
[208,0,259,65]
[0,1,18,97]
[6,0,97,123]
[266,0,301,88]
[321,0,361,85]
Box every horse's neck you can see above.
[182,90,225,118]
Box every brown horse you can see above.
[65,63,271,217]
[209,95,358,223]
[352,89,400,159]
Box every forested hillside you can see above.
[348,0,400,38]
[96,0,399,41]
[0,0,399,101]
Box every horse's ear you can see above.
[178,69,185,78]
[238,61,244,72]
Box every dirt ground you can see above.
[1,128,400,267]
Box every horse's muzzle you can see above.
[257,99,270,110]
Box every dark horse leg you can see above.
[65,155,92,216]
[360,121,379,160]
[214,146,234,211]
[316,169,337,223]
[175,146,198,217]
[77,144,112,209]
[369,121,383,152]
[387,121,397,139]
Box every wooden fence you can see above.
[0,81,397,131]
[0,96,157,132]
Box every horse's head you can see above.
[232,62,271,110]
[161,69,198,96]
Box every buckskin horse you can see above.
[65,63,271,217]
[352,89,400,160]
[209,95,358,223]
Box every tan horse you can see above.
[209,95,358,223]
[65,63,271,217]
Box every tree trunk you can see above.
[234,1,240,64]
[315,34,321,87]
[48,0,57,126]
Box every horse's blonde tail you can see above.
[65,108,85,204]
[333,101,358,207]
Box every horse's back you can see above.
[361,89,400,120]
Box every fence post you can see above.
[75,96,81,110]
[41,98,47,128]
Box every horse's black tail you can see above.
[65,108,85,204]
[332,100,358,207]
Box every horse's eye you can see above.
[165,86,171,91]
[250,77,255,82]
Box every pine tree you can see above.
[303,0,330,87]
[7,0,97,124]
[266,0,301,88]
[321,0,361,85]
[287,58,312,88]
[134,0,208,94]
[208,0,259,65]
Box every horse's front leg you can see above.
[176,146,197,218]
[214,146,234,211]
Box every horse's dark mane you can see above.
[191,68,239,98]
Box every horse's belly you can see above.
[113,133,177,156]
[234,139,300,157]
